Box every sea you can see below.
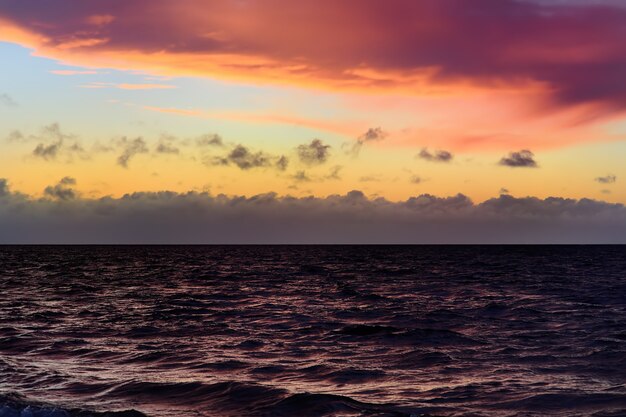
[0,245,625,417]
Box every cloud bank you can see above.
[1,180,625,243]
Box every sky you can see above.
[0,0,625,243]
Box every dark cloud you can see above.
[292,171,311,182]
[227,145,270,170]
[117,137,148,167]
[349,128,388,157]
[500,188,510,195]
[499,150,538,168]
[325,166,342,180]
[29,123,85,161]
[595,175,617,184]
[418,148,453,163]
[43,177,77,201]
[155,143,180,154]
[33,142,62,160]
[1,182,625,243]
[207,144,286,171]
[410,176,422,184]
[276,155,289,171]
[6,130,24,142]
[0,93,17,107]
[0,179,9,197]
[297,139,331,165]
[196,134,223,147]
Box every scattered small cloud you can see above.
[410,175,422,184]
[347,127,388,157]
[499,150,538,168]
[196,134,223,147]
[418,148,453,163]
[359,175,382,183]
[206,143,287,171]
[595,175,617,184]
[155,135,180,154]
[117,137,148,168]
[29,123,86,162]
[499,188,510,195]
[276,155,289,171]
[227,145,271,170]
[0,93,17,107]
[6,131,24,142]
[297,139,331,165]
[292,171,311,182]
[325,165,342,180]
[33,142,62,160]
[155,143,179,154]
[206,144,269,170]
[43,177,78,200]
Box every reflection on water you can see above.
[0,245,625,416]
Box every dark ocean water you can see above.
[0,246,625,417]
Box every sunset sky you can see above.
[1,0,625,242]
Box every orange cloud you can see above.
[142,106,360,136]
[1,0,625,116]
[86,14,115,27]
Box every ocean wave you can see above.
[0,393,146,417]
[2,245,626,416]
[1,382,426,417]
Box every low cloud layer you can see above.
[499,150,538,168]
[1,179,625,243]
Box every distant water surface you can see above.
[0,245,625,416]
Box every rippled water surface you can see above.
[1,245,625,417]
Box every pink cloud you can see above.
[50,70,98,75]
[77,83,175,90]
[142,106,360,135]
[1,1,625,116]
[116,83,175,90]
